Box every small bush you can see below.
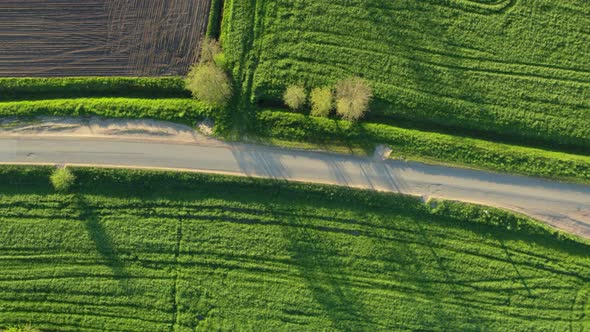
[334,77,373,121]
[50,168,76,193]
[185,63,232,107]
[4,325,41,332]
[283,85,307,110]
[200,39,222,64]
[310,87,333,117]
[3,324,41,332]
[214,52,229,71]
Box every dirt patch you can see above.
[0,0,211,77]
[0,117,224,144]
[197,118,215,136]
[373,144,393,160]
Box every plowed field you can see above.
[0,0,211,77]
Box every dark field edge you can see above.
[0,77,190,101]
[1,165,588,253]
[206,0,225,39]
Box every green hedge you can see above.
[0,98,213,123]
[254,110,590,184]
[0,77,189,101]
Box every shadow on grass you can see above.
[498,238,533,297]
[71,195,131,293]
[282,214,371,331]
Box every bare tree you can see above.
[283,85,307,110]
[310,87,333,117]
[335,77,373,121]
[199,38,222,64]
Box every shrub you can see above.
[214,52,229,71]
[3,324,41,332]
[50,168,76,193]
[310,87,333,117]
[335,77,373,121]
[185,63,232,107]
[200,38,222,64]
[283,85,307,110]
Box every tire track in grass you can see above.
[171,216,183,331]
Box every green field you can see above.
[0,167,588,331]
[222,0,590,150]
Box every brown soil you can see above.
[0,0,211,77]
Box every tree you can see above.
[50,168,76,193]
[283,85,307,111]
[185,63,232,107]
[199,38,222,64]
[335,77,373,121]
[310,87,333,117]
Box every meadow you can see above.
[0,167,588,331]
[222,0,590,151]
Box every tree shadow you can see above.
[282,215,371,331]
[497,238,533,297]
[231,143,291,179]
[71,195,131,293]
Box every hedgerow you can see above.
[0,98,213,123]
[0,166,588,331]
[0,77,189,100]
[254,110,590,184]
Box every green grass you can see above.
[0,77,188,101]
[0,98,212,124]
[0,166,588,331]
[222,0,590,151]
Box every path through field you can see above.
[0,0,211,76]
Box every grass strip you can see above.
[254,110,590,184]
[0,77,189,101]
[0,98,213,124]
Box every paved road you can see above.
[1,136,590,238]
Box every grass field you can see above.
[0,0,211,77]
[0,167,588,331]
[222,0,590,150]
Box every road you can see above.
[1,135,590,239]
